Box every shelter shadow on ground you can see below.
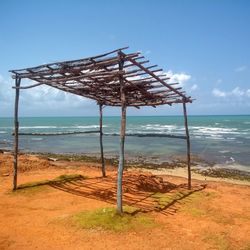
[45,172,205,215]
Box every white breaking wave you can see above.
[219,150,230,153]
[75,125,107,129]
[205,136,224,140]
[20,126,58,129]
[226,157,236,164]
[190,126,241,135]
[16,125,108,129]
[131,123,250,141]
[140,124,178,132]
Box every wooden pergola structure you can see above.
[10,47,193,214]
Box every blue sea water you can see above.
[0,115,250,169]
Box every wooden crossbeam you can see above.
[10,47,129,73]
[10,48,192,107]
[122,51,192,103]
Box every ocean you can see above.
[0,115,250,170]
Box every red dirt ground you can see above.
[0,153,250,250]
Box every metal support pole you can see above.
[183,101,191,190]
[99,104,106,177]
[13,76,21,191]
[117,51,126,214]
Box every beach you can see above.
[0,152,250,249]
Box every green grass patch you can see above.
[16,174,85,190]
[181,191,236,225]
[152,190,193,210]
[73,206,156,232]
[184,206,206,217]
[181,191,217,218]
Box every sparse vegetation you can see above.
[180,191,216,217]
[73,206,156,232]
[152,190,194,210]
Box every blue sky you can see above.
[0,0,250,117]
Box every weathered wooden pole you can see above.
[99,103,106,177]
[117,51,126,214]
[183,101,191,190]
[13,76,21,191]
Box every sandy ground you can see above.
[0,153,250,250]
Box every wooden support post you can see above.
[13,76,21,191]
[117,51,126,214]
[99,104,106,177]
[183,101,191,190]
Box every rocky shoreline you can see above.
[1,149,250,182]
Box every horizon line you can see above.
[0,114,250,118]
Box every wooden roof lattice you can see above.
[10,47,193,107]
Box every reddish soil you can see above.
[0,153,250,250]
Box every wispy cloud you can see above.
[190,84,198,91]
[231,87,245,97]
[212,86,250,98]
[0,74,14,105]
[20,82,92,108]
[216,78,222,84]
[235,65,247,72]
[212,88,226,97]
[108,34,116,40]
[0,75,94,115]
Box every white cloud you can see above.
[235,65,247,72]
[0,75,94,116]
[212,86,249,98]
[231,87,244,97]
[20,83,91,108]
[0,74,14,104]
[164,70,191,86]
[190,84,198,91]
[126,69,192,88]
[212,88,226,97]
[216,78,222,84]
[246,89,250,97]
[0,69,192,116]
